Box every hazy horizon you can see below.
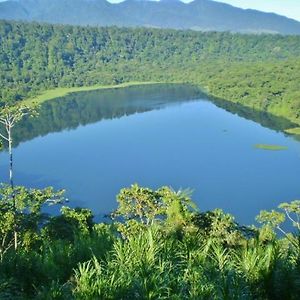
[0,0,299,21]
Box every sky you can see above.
[0,0,299,21]
[210,0,300,21]
[109,0,300,21]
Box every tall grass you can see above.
[72,227,300,299]
[0,187,299,299]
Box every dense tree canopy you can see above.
[0,20,300,124]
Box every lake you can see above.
[1,84,300,225]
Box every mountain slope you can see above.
[0,0,300,34]
[1,20,300,126]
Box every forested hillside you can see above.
[1,0,300,34]
[0,20,300,124]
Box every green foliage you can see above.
[43,207,94,241]
[192,209,250,246]
[0,184,298,299]
[279,200,300,230]
[113,184,196,239]
[0,185,64,258]
[1,21,300,125]
[257,200,300,234]
[114,184,195,223]
[256,201,300,256]
[114,184,164,224]
[256,210,286,229]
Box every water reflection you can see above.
[12,84,204,146]
[0,84,299,225]
[10,84,299,148]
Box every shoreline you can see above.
[23,81,163,105]
[23,81,300,136]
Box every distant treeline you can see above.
[1,20,300,124]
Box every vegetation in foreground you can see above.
[0,183,299,299]
[1,21,300,126]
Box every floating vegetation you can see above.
[254,144,288,151]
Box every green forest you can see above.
[1,19,300,299]
[1,20,300,125]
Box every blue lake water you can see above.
[0,84,299,225]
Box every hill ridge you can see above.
[0,0,300,34]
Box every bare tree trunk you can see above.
[8,128,17,250]
[8,131,13,190]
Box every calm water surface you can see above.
[0,84,299,225]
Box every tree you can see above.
[279,200,300,231]
[0,104,37,249]
[256,201,300,247]
[0,185,64,258]
[112,184,197,239]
